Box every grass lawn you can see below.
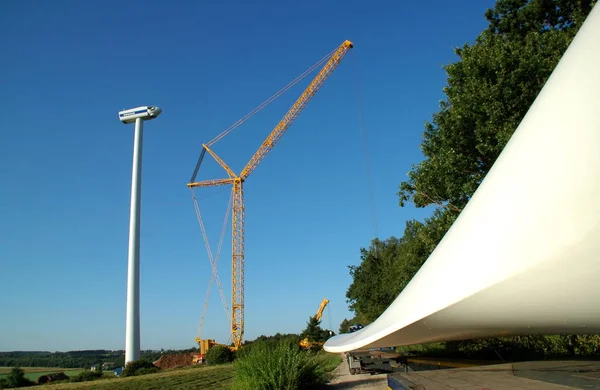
[0,367,84,381]
[10,350,341,389]
[20,364,234,389]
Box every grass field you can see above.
[10,351,341,389]
[0,367,85,382]
[19,365,233,389]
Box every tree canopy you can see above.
[398,0,595,211]
[301,316,333,344]
[345,210,454,325]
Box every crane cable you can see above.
[352,56,379,241]
[205,46,339,148]
[192,43,356,342]
[192,188,233,338]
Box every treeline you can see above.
[342,0,600,360]
[247,333,302,345]
[246,317,335,351]
[0,349,193,369]
[0,350,122,369]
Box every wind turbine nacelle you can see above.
[118,106,162,124]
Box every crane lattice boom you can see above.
[315,298,329,322]
[240,40,353,180]
[188,40,353,350]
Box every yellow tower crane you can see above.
[188,40,353,350]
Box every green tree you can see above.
[345,237,402,323]
[2,367,34,388]
[345,211,454,323]
[301,316,325,343]
[339,319,351,334]
[205,345,234,365]
[121,359,159,377]
[398,0,596,211]
[70,370,104,383]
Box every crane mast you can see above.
[188,40,353,350]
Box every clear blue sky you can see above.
[0,0,495,352]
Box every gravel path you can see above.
[327,354,387,390]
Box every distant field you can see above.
[19,365,233,389]
[0,367,85,381]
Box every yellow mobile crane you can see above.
[315,298,330,322]
[299,298,330,349]
[191,338,236,365]
[189,41,353,354]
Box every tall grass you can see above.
[232,340,332,390]
[314,352,342,372]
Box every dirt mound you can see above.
[153,352,196,369]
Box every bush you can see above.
[135,367,160,375]
[70,370,104,382]
[121,359,160,377]
[401,334,600,361]
[232,340,330,390]
[206,345,234,365]
[37,372,70,384]
[0,367,34,388]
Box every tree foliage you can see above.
[0,349,175,369]
[69,370,105,382]
[346,210,455,323]
[301,316,332,344]
[344,0,598,357]
[399,0,596,211]
[0,368,34,389]
[121,359,159,377]
[205,345,234,365]
[338,319,352,334]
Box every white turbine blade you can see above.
[325,4,600,353]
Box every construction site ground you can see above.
[389,360,600,389]
[326,355,600,389]
[327,354,387,389]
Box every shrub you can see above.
[397,334,600,361]
[232,340,330,390]
[121,359,160,377]
[206,345,234,365]
[37,372,70,384]
[135,367,160,375]
[70,370,104,382]
[235,344,253,360]
[1,367,35,388]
